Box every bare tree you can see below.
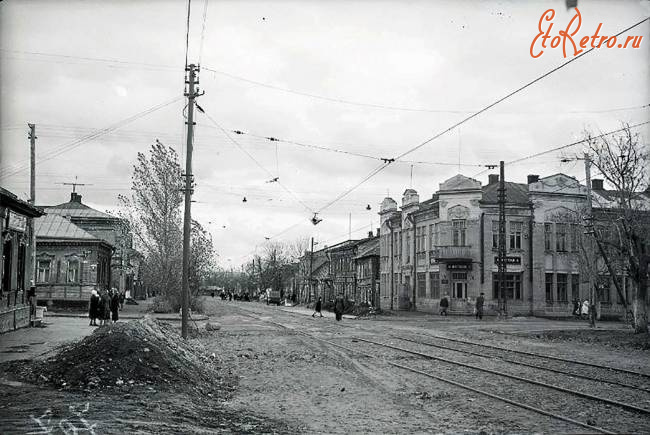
[585,123,649,333]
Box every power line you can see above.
[472,120,650,178]
[202,66,650,115]
[237,15,650,248]
[313,15,650,213]
[393,17,650,162]
[198,0,209,66]
[200,109,315,214]
[0,96,183,179]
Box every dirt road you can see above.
[1,298,649,434]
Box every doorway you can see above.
[452,272,467,299]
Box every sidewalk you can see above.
[43,299,208,321]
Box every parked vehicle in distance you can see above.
[266,288,282,306]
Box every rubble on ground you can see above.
[4,317,230,395]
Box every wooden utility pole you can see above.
[181,63,199,339]
[309,237,314,303]
[28,124,37,293]
[497,161,507,316]
[584,153,596,327]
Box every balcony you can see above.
[431,246,473,262]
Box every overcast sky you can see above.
[1,0,648,267]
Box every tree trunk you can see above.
[634,255,649,334]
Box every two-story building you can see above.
[379,172,639,317]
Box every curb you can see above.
[44,313,209,322]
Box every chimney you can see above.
[376,228,380,237]
[70,192,82,203]
[527,174,539,184]
[591,179,604,190]
[368,231,374,238]
[488,174,499,185]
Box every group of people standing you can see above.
[89,288,123,326]
[311,295,346,321]
[439,292,485,319]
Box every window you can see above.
[429,272,440,299]
[557,273,568,302]
[545,273,554,302]
[544,223,553,251]
[37,260,51,283]
[431,223,439,248]
[571,274,580,301]
[492,273,522,300]
[492,220,499,249]
[509,221,522,250]
[556,224,567,252]
[452,220,466,246]
[417,272,426,298]
[570,224,580,252]
[67,259,80,283]
[405,232,411,263]
[597,276,611,303]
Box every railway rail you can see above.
[230,304,650,434]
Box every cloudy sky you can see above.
[1,0,648,266]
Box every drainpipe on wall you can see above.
[479,213,485,286]
[528,202,534,315]
[408,214,417,310]
[387,220,394,310]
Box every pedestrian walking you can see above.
[439,294,449,316]
[475,292,485,320]
[312,297,324,317]
[89,289,99,326]
[334,295,345,321]
[110,290,120,323]
[119,291,125,310]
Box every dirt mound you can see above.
[5,317,228,395]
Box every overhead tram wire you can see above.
[392,17,650,163]
[230,129,485,167]
[245,15,650,244]
[0,96,184,179]
[472,120,650,178]
[200,109,315,215]
[311,15,650,214]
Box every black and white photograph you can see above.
[0,0,649,433]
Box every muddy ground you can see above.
[1,298,649,434]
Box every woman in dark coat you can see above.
[97,290,106,326]
[89,290,99,326]
[110,290,120,323]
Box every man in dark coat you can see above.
[110,290,120,323]
[89,289,99,326]
[439,294,449,317]
[334,296,345,321]
[312,297,323,318]
[476,292,485,320]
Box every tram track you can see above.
[389,334,650,394]
[230,304,648,434]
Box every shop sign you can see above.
[446,263,472,270]
[494,256,521,265]
[8,211,27,232]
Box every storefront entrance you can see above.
[452,272,467,299]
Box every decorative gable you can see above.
[439,174,482,192]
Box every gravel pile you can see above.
[5,317,228,395]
